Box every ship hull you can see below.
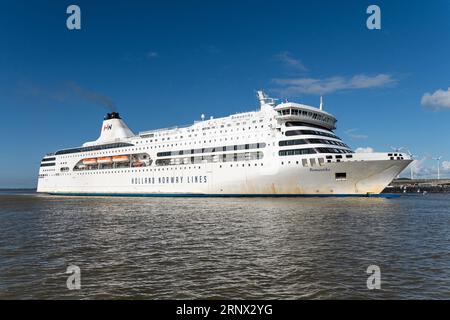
[37,158,412,196]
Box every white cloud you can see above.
[408,157,450,178]
[400,157,450,179]
[274,51,307,71]
[355,147,374,153]
[442,160,450,171]
[345,128,368,140]
[409,157,427,173]
[272,74,397,96]
[421,87,450,109]
[402,157,428,179]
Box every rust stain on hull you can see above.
[270,183,277,194]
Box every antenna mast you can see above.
[256,90,276,108]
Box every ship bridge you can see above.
[274,102,337,130]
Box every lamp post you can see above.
[433,156,442,180]
[407,150,417,180]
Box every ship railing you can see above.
[139,123,194,136]
[138,109,265,137]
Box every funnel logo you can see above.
[103,124,112,131]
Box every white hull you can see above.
[38,155,411,196]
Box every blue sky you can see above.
[1,0,450,187]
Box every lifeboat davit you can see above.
[97,156,112,164]
[82,158,97,165]
[112,155,130,163]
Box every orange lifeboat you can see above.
[97,156,112,164]
[112,155,130,163]
[82,158,97,165]
[132,161,144,167]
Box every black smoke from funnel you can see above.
[67,81,117,112]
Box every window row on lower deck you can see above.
[156,151,264,166]
[157,142,266,157]
[316,147,353,154]
[279,147,353,156]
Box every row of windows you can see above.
[308,138,348,148]
[140,118,265,138]
[285,129,339,139]
[279,139,308,147]
[279,138,349,148]
[66,163,264,175]
[140,123,266,141]
[56,133,269,159]
[157,143,266,157]
[281,157,325,167]
[276,108,334,124]
[155,151,264,166]
[284,121,330,131]
[316,147,353,154]
[281,157,349,181]
[75,166,204,174]
[41,157,56,162]
[279,147,353,156]
[279,148,317,156]
[55,142,134,155]
[40,162,55,167]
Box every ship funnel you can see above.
[83,112,135,147]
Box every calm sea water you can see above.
[0,190,449,299]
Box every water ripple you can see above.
[0,193,449,299]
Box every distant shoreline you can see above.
[383,186,450,194]
[385,178,450,193]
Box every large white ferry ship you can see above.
[37,91,411,196]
